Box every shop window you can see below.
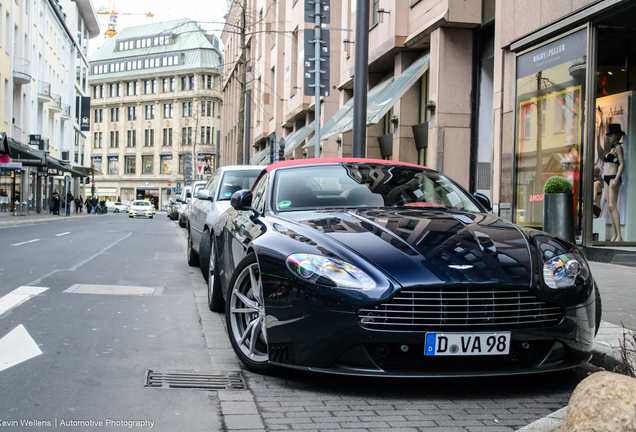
[125,156,136,174]
[142,155,153,174]
[160,155,172,174]
[107,157,118,175]
[514,29,586,229]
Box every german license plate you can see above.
[425,332,510,356]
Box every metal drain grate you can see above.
[146,370,246,390]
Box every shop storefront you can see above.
[512,3,636,245]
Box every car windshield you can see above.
[133,201,150,206]
[218,171,260,201]
[273,163,481,213]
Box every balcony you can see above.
[60,103,72,120]
[49,94,63,113]
[38,81,52,103]
[13,57,32,85]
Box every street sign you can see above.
[304,0,330,24]
[168,181,171,187]
[304,29,330,97]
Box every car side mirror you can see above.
[231,189,260,217]
[197,190,212,201]
[473,192,492,212]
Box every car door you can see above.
[191,172,221,252]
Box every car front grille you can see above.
[358,287,563,331]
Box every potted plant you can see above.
[543,176,575,242]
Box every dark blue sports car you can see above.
[207,158,601,377]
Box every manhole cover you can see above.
[64,284,162,296]
[146,370,246,390]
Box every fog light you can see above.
[522,342,530,350]
[400,345,409,353]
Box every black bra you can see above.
[604,151,619,165]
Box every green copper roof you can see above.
[89,19,222,81]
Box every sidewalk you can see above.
[517,260,636,432]
[0,210,106,229]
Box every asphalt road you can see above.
[0,213,221,431]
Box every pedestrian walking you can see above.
[92,196,99,214]
[52,189,61,215]
[66,191,73,216]
[85,197,91,214]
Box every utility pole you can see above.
[352,0,369,158]
[304,0,330,158]
[245,88,251,165]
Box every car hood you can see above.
[282,208,533,287]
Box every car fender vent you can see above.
[145,370,246,390]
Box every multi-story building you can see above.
[221,0,636,248]
[87,18,223,209]
[0,0,99,215]
[221,0,342,167]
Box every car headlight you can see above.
[543,253,590,289]
[286,253,376,290]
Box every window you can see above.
[162,78,168,93]
[110,107,119,122]
[207,127,211,144]
[187,127,192,145]
[110,131,119,148]
[145,105,155,120]
[210,101,214,117]
[125,156,136,174]
[142,155,153,174]
[189,75,194,90]
[144,80,151,94]
[127,106,137,120]
[371,0,380,26]
[127,82,133,95]
[160,155,172,173]
[93,156,102,173]
[181,76,187,91]
[201,101,206,116]
[145,129,154,147]
[179,154,186,174]
[93,132,102,148]
[127,130,136,147]
[170,78,175,91]
[201,127,205,145]
[135,81,139,95]
[107,156,118,175]
[109,84,115,97]
[163,103,173,118]
[207,74,212,89]
[163,128,173,146]
[94,109,102,123]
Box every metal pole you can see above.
[314,0,321,158]
[352,0,369,158]
[244,88,251,165]
[216,130,220,170]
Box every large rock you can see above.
[560,371,636,431]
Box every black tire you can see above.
[206,234,224,312]
[595,281,602,337]
[179,216,186,228]
[187,229,199,267]
[199,231,211,282]
[149,216,153,219]
[226,252,273,373]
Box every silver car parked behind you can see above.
[187,166,261,293]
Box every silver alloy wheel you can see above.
[228,262,268,363]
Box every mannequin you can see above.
[603,123,626,241]
[593,165,603,218]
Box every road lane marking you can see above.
[10,239,40,246]
[0,286,49,316]
[55,232,71,236]
[0,325,43,373]
[27,232,133,286]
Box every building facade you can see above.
[0,0,99,215]
[87,19,223,209]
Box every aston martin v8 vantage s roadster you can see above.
[207,158,601,377]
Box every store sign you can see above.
[0,162,22,170]
[80,97,91,131]
[48,168,64,176]
[37,165,48,177]
[516,29,587,79]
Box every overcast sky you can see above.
[89,0,229,56]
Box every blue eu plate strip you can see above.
[425,333,437,356]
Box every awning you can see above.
[249,147,269,165]
[366,54,430,124]
[321,77,393,141]
[284,125,314,156]
[304,97,355,149]
[45,156,88,178]
[1,132,46,165]
[73,166,102,176]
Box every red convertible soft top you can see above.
[265,158,428,172]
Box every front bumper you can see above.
[263,276,597,377]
